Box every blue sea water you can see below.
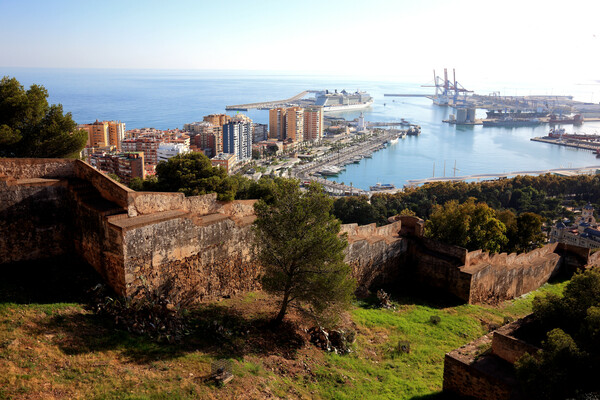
[2,67,600,190]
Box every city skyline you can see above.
[1,0,599,85]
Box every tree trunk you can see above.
[273,290,290,326]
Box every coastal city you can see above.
[78,73,600,195]
[3,1,600,399]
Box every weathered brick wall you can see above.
[443,353,514,400]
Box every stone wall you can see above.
[492,317,540,364]
[443,332,519,400]
[0,158,75,180]
[466,244,563,304]
[73,160,132,210]
[0,178,72,264]
[443,317,540,400]
[342,221,406,288]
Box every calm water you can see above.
[2,67,600,189]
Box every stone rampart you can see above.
[0,158,408,301]
[466,244,562,304]
[443,332,518,400]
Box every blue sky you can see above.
[1,0,599,84]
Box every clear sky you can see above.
[1,0,599,85]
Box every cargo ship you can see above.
[314,90,373,112]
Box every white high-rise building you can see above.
[157,142,190,163]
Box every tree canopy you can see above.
[253,179,355,325]
[516,269,600,399]
[0,76,87,158]
[424,198,508,253]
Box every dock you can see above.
[226,91,310,111]
[406,165,600,186]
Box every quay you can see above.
[406,165,600,186]
[226,91,310,111]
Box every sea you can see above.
[3,67,600,190]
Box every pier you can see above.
[226,91,310,111]
[406,166,600,186]
[531,137,600,152]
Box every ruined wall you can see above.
[444,317,538,399]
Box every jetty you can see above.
[226,91,310,111]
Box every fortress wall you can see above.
[116,213,260,301]
[466,244,563,304]
[0,158,75,179]
[0,179,72,264]
[114,212,406,301]
[127,191,186,216]
[345,235,406,289]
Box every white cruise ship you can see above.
[314,90,373,112]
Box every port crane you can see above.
[421,68,473,106]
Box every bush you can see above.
[89,278,195,343]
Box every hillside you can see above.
[0,256,566,400]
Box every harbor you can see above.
[293,129,408,195]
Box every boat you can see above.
[318,165,343,176]
[314,89,374,113]
[407,125,421,136]
[482,117,541,127]
[549,114,583,125]
[370,183,396,191]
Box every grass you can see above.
[0,256,569,399]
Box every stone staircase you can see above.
[68,178,126,217]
